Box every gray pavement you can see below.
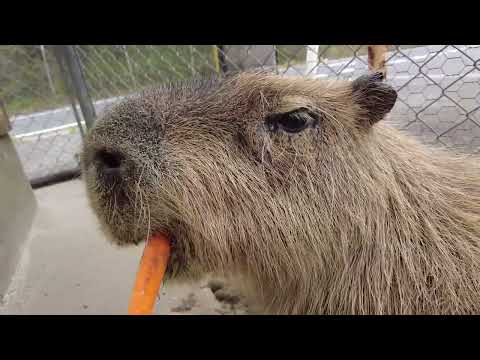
[0,179,247,315]
[9,45,480,180]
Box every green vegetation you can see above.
[0,45,218,117]
[275,45,368,65]
[0,45,69,116]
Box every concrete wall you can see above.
[0,103,37,299]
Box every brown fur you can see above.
[81,71,480,314]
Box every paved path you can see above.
[0,180,247,315]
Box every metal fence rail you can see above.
[1,45,479,186]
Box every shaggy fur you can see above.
[81,71,480,314]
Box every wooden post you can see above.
[212,45,221,75]
[0,99,11,136]
[368,45,389,79]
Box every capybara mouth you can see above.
[156,223,204,282]
[163,234,190,280]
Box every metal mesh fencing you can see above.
[386,45,480,152]
[75,45,218,101]
[1,45,479,185]
[276,45,480,153]
[0,45,83,182]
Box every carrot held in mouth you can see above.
[128,233,171,315]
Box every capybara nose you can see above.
[95,149,125,179]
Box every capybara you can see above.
[81,71,480,314]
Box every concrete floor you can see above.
[0,179,245,315]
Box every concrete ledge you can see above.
[0,134,37,299]
[30,167,81,189]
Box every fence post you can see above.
[52,46,85,140]
[221,45,276,72]
[212,45,228,75]
[368,45,389,79]
[305,45,320,75]
[58,45,96,129]
[123,45,138,90]
[40,45,56,96]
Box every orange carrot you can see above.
[128,233,171,315]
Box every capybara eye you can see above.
[278,112,308,133]
[265,108,319,134]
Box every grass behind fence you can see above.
[76,45,218,102]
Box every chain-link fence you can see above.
[0,45,83,185]
[1,45,479,187]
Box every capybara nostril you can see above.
[95,149,124,177]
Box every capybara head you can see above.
[82,71,480,314]
[81,71,397,280]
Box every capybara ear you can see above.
[351,72,397,125]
